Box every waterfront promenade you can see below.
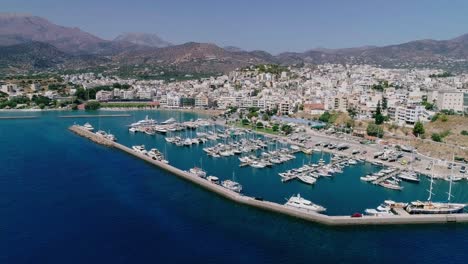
[69,125,468,226]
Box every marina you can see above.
[2,109,468,264]
[69,123,468,226]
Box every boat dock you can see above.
[372,169,402,185]
[280,156,348,183]
[59,114,131,118]
[69,125,468,226]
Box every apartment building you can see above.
[436,91,464,112]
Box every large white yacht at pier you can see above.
[130,115,157,127]
[285,194,326,213]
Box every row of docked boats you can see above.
[239,149,296,169]
[203,138,270,158]
[95,130,117,141]
[81,123,117,141]
[128,116,211,134]
[166,136,209,146]
[131,145,169,164]
[279,155,357,184]
[186,167,243,193]
[360,168,406,190]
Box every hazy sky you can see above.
[2,0,468,54]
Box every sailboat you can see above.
[406,158,466,214]
[221,172,243,193]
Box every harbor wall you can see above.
[69,125,468,226]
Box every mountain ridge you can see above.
[2,13,468,74]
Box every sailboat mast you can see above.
[448,153,454,202]
[427,159,434,201]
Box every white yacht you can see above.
[285,194,326,213]
[161,117,176,125]
[130,115,157,127]
[189,167,207,178]
[379,180,403,191]
[132,145,147,155]
[206,176,220,184]
[360,175,378,182]
[250,161,266,169]
[83,122,94,131]
[297,175,317,185]
[105,133,117,141]
[95,130,107,137]
[398,171,420,183]
[221,180,243,193]
[348,159,358,165]
[406,201,466,214]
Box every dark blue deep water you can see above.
[1,110,467,264]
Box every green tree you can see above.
[382,97,388,110]
[413,121,425,137]
[319,111,331,123]
[347,108,357,119]
[85,101,101,110]
[281,124,293,135]
[241,118,250,126]
[366,123,384,138]
[431,133,442,142]
[272,124,279,132]
[256,122,264,129]
[375,101,384,125]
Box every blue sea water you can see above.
[1,110,467,264]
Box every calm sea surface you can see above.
[1,110,467,263]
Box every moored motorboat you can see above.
[285,194,326,213]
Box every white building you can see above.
[393,105,432,124]
[30,83,41,92]
[1,83,17,94]
[278,101,290,115]
[195,94,209,107]
[122,90,135,100]
[95,90,113,101]
[166,94,181,108]
[436,91,464,112]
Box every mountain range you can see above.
[1,13,468,75]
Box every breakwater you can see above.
[0,116,38,119]
[59,114,131,118]
[69,125,468,226]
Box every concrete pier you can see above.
[59,114,131,118]
[0,116,38,119]
[69,125,468,226]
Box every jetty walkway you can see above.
[59,114,131,118]
[69,125,468,226]
[0,116,38,119]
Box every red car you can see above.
[351,213,363,218]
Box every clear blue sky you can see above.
[2,0,468,54]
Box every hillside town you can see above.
[2,64,467,120]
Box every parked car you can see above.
[460,166,466,174]
[351,213,362,218]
